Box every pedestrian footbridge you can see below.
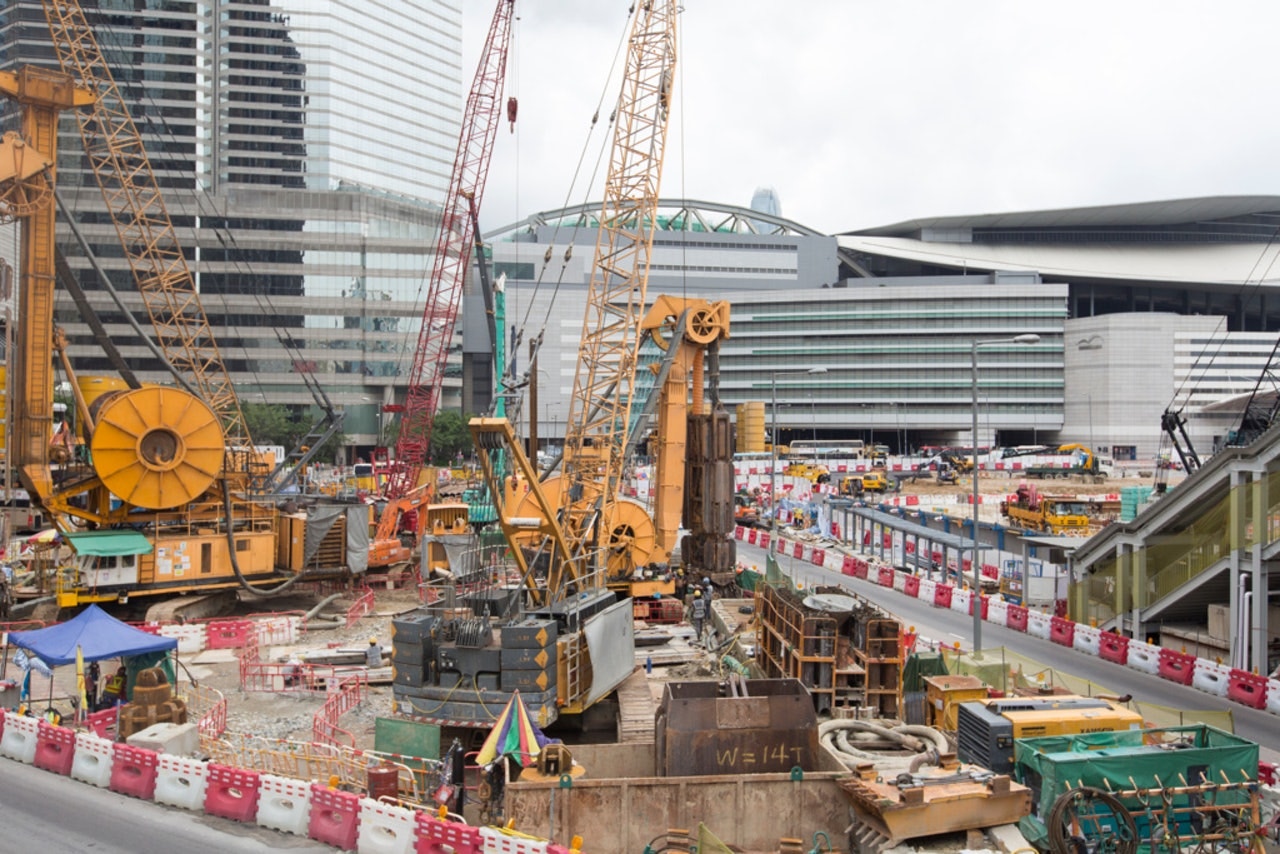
[1069,421,1280,674]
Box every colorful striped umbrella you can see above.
[475,690,547,767]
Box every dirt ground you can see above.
[188,585,426,750]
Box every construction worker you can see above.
[689,590,707,645]
[366,637,382,668]
[100,666,127,707]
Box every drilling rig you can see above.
[0,2,361,617]
[390,0,681,729]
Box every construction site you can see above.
[1,1,1280,853]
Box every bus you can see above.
[784,439,865,459]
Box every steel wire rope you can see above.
[509,3,636,347]
[1047,785,1138,854]
[1156,223,1280,460]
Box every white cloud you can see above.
[464,1,1280,235]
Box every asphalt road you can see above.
[742,540,1280,759]
[0,758,333,852]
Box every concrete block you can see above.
[126,721,199,757]
[987,823,1033,853]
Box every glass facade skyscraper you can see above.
[0,0,462,452]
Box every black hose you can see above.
[220,480,310,597]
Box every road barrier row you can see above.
[0,706,584,853]
[732,525,1280,720]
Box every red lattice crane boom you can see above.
[387,0,516,499]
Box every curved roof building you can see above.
[477,196,1280,462]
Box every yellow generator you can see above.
[957,695,1144,773]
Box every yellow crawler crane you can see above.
[0,3,355,614]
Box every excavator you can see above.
[0,4,360,619]
[389,0,681,729]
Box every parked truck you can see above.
[999,482,1091,534]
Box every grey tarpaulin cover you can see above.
[302,505,368,574]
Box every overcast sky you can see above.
[462,1,1280,236]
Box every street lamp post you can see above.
[971,334,1039,654]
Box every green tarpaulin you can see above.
[1014,725,1259,851]
[64,530,153,557]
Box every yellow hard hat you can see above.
[369,637,378,645]
[693,590,702,597]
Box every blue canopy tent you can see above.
[5,605,178,716]
[8,604,176,665]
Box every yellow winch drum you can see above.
[89,386,225,510]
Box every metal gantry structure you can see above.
[388,0,516,500]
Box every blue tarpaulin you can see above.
[7,604,176,666]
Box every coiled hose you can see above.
[817,719,950,775]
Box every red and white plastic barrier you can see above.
[902,575,920,598]
[1157,649,1196,686]
[1266,678,1280,716]
[1191,660,1231,698]
[358,797,418,854]
[70,731,114,787]
[1226,670,1269,709]
[309,783,361,850]
[204,763,261,822]
[1049,617,1075,648]
[1006,604,1028,632]
[480,825,550,854]
[205,619,256,650]
[1072,624,1100,656]
[155,754,209,810]
[416,812,482,854]
[892,571,908,593]
[257,774,313,836]
[917,578,936,604]
[1,712,39,764]
[1098,632,1129,665]
[934,584,953,609]
[1026,610,1052,641]
[33,721,75,775]
[950,588,971,616]
[109,743,158,800]
[986,597,1009,628]
[1126,640,1161,675]
[158,623,207,654]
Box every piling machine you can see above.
[390,0,681,729]
[0,2,361,617]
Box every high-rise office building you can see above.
[0,0,463,453]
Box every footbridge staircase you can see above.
[1069,421,1280,674]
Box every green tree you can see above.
[428,410,475,465]
[241,403,308,449]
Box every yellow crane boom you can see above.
[558,0,678,583]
